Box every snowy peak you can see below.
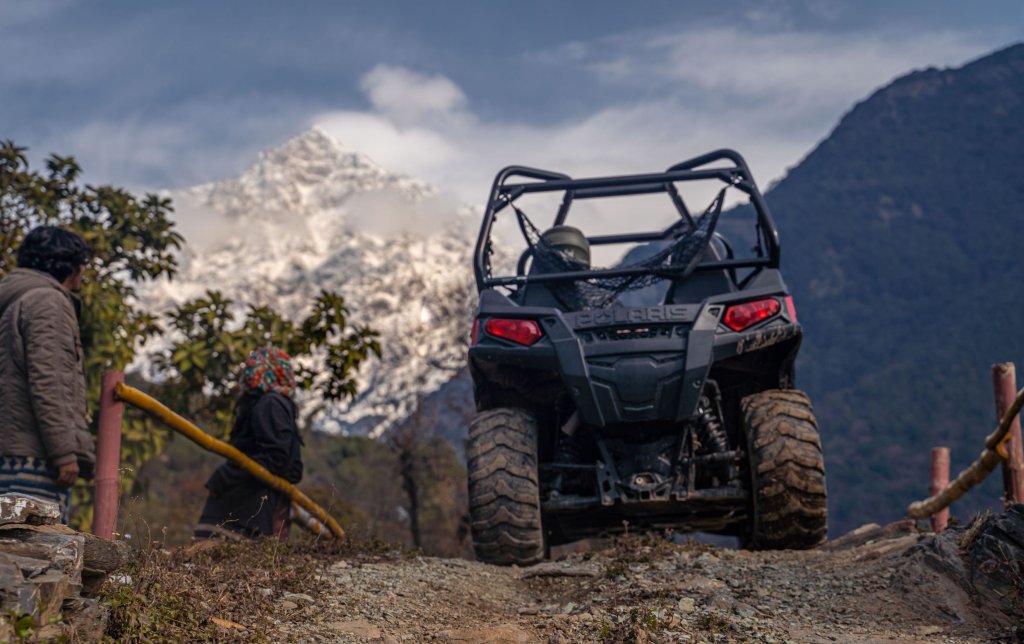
[187,128,434,221]
[141,128,477,438]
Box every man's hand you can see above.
[55,462,79,488]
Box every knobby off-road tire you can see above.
[740,389,828,550]
[467,408,545,566]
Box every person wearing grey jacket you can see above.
[0,226,95,523]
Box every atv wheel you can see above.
[740,389,827,550]
[467,408,545,565]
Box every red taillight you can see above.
[484,318,543,346]
[470,319,480,345]
[784,295,797,323]
[723,298,781,332]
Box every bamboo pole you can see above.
[113,382,345,541]
[907,385,1024,518]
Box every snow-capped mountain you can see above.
[139,128,479,437]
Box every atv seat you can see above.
[665,236,736,304]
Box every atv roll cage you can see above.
[473,149,780,293]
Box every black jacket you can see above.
[199,392,303,537]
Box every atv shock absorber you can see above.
[695,380,735,485]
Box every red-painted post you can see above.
[992,363,1024,505]
[929,447,950,532]
[93,370,124,539]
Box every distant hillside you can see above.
[759,43,1024,532]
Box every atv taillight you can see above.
[484,318,543,346]
[784,295,797,323]
[723,298,781,332]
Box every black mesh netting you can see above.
[511,187,727,310]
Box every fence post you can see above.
[992,363,1024,505]
[93,370,124,539]
[929,447,950,532]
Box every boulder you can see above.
[0,495,60,526]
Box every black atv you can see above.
[466,150,827,565]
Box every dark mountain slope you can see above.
[762,43,1024,532]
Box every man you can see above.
[0,226,95,523]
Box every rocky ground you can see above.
[258,516,1020,644]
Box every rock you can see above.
[330,618,381,638]
[63,597,108,642]
[282,592,315,604]
[0,529,85,586]
[914,625,943,636]
[6,570,71,623]
[0,495,60,526]
[0,552,50,578]
[438,624,533,642]
[0,522,127,573]
[519,561,600,579]
[677,597,696,613]
[277,600,299,611]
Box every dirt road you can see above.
[266,519,1016,643]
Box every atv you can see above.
[466,150,827,565]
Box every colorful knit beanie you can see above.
[240,346,297,398]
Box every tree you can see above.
[150,288,381,435]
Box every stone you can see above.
[0,552,51,578]
[282,591,315,604]
[677,597,695,613]
[0,495,60,526]
[6,570,72,623]
[437,624,533,643]
[63,597,108,642]
[330,618,381,638]
[0,529,85,586]
[277,600,299,611]
[519,561,600,579]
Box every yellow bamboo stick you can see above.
[907,385,1024,519]
[114,382,345,541]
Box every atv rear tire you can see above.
[740,389,827,550]
[467,408,545,566]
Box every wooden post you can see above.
[929,447,950,532]
[93,370,124,539]
[992,363,1024,505]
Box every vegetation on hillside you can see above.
[751,44,1024,531]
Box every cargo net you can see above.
[511,187,727,310]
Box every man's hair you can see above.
[16,226,93,283]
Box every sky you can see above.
[2,0,1021,208]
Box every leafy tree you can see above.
[151,289,381,435]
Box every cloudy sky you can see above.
[3,0,1021,204]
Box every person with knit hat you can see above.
[194,346,304,540]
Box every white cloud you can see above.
[359,64,470,127]
[316,25,988,217]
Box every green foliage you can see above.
[150,288,381,435]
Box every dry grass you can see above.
[100,534,404,642]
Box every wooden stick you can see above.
[907,384,1024,518]
[114,382,345,541]
[929,447,950,531]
